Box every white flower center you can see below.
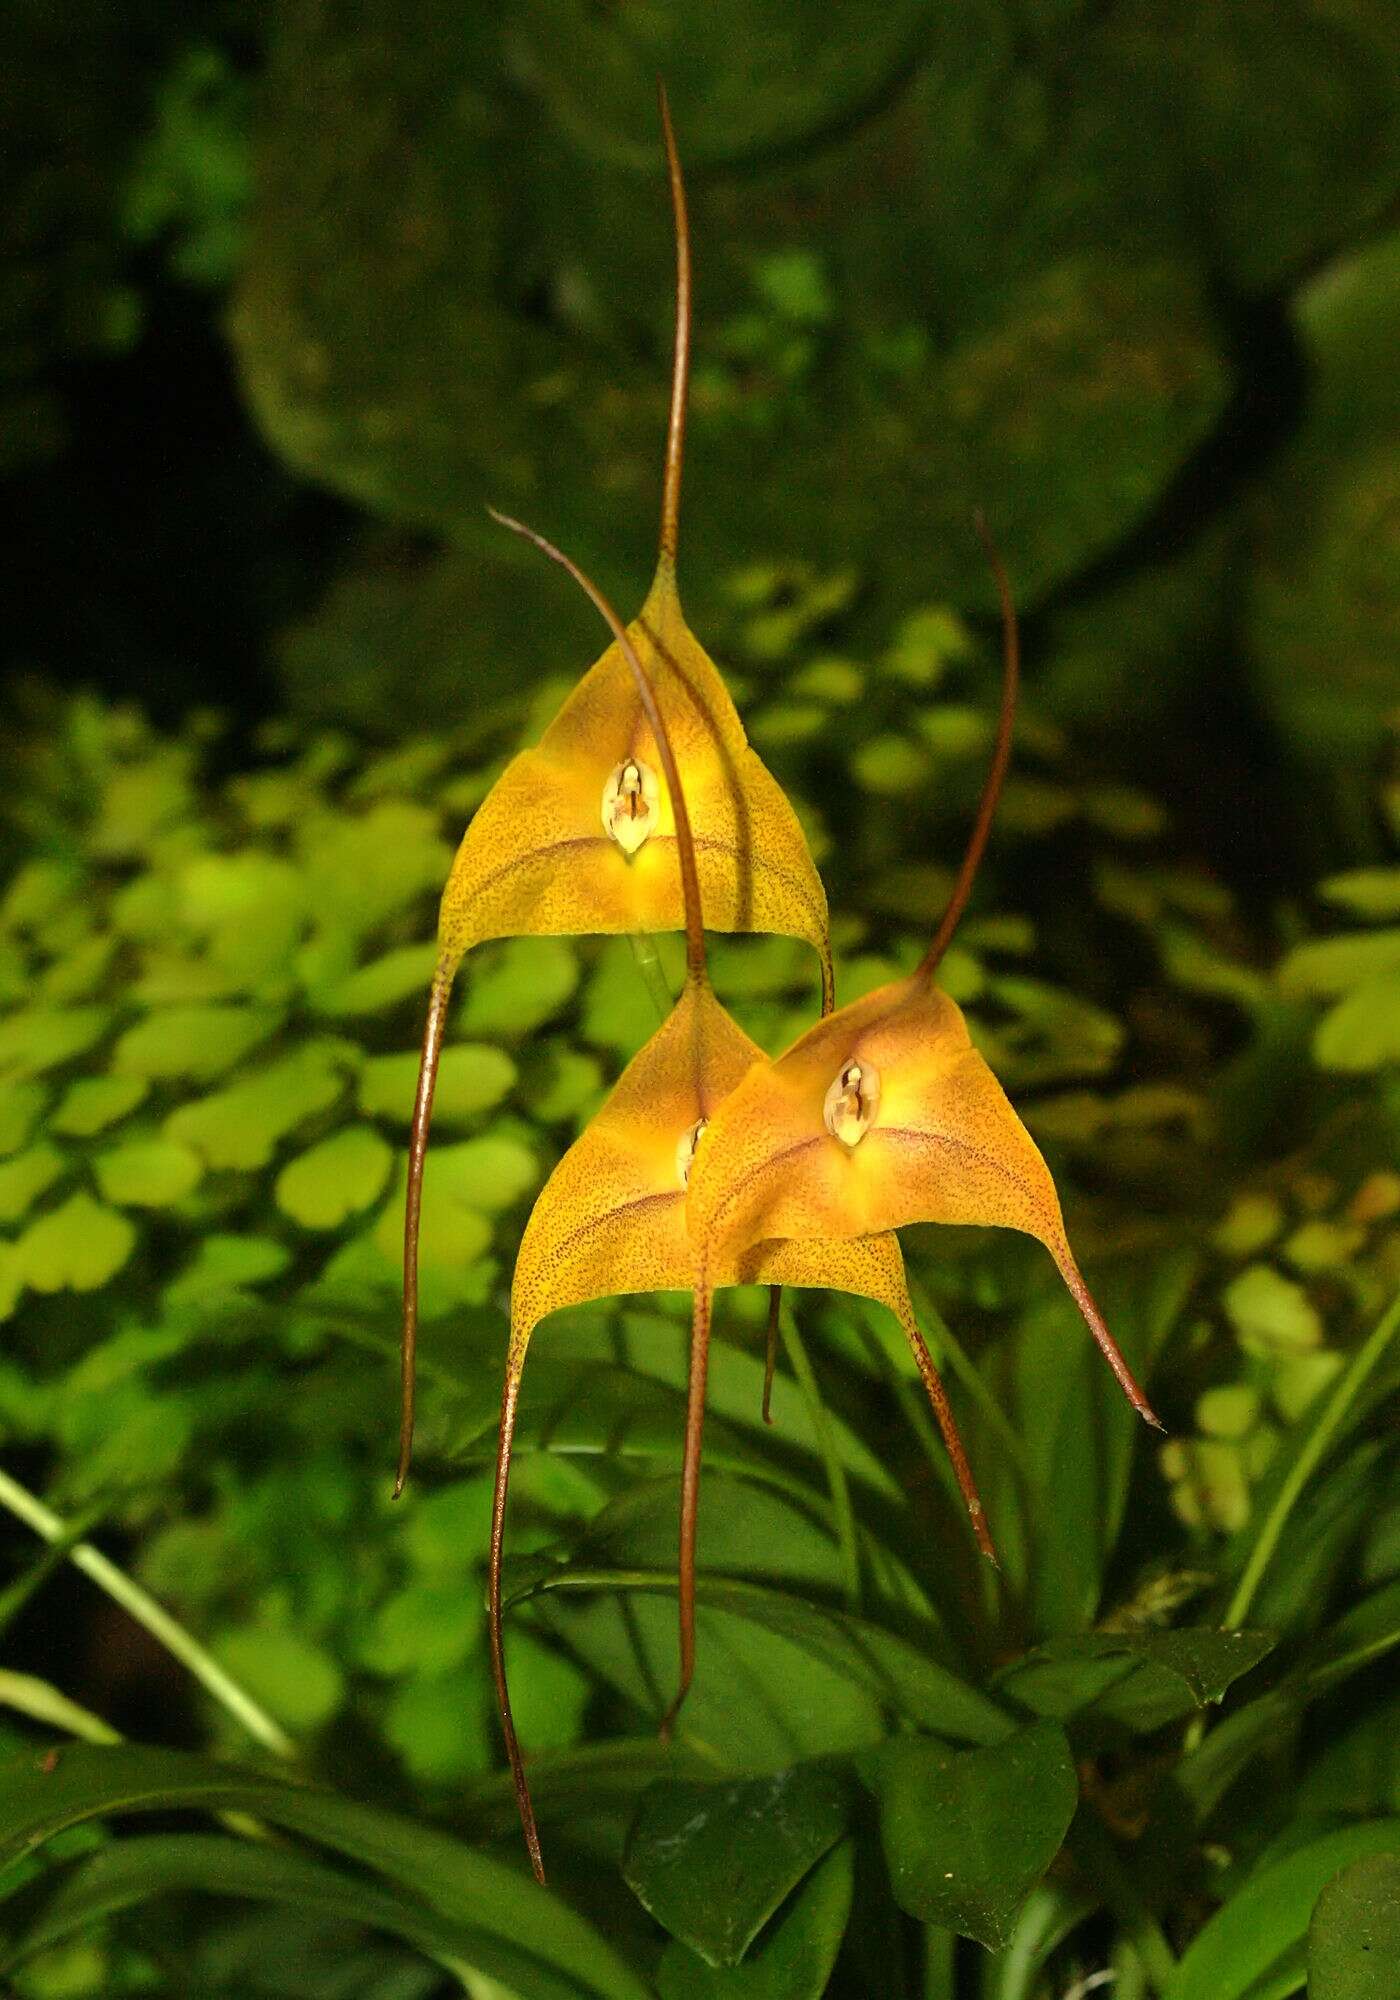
[602,757,659,857]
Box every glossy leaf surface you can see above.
[623,1763,850,1966]
[868,1719,1079,1949]
[655,1840,855,2000]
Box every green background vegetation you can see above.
[2,3,1398,1995]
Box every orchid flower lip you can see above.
[601,755,660,856]
[823,1055,881,1149]
[676,1115,708,1187]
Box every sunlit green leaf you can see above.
[0,1142,66,1224]
[164,1233,292,1305]
[274,1124,392,1229]
[47,1074,149,1138]
[0,1081,49,1157]
[1278,929,1400,998]
[94,1136,204,1208]
[16,1192,136,1293]
[1319,869,1400,921]
[165,1046,348,1169]
[1314,973,1400,1072]
[456,937,578,1040]
[0,1007,112,1081]
[357,1042,516,1124]
[1224,1264,1323,1357]
[426,1135,536,1214]
[308,942,437,1017]
[113,1003,281,1081]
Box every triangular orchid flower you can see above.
[397,93,831,1492]
[484,518,989,1884]
[675,520,1163,1726]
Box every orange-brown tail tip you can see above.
[1060,1254,1164,1431]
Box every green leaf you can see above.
[428,1135,536,1213]
[165,1045,347,1169]
[524,1564,1010,1760]
[383,1664,492,1785]
[1165,1820,1400,2000]
[997,1628,1275,1731]
[274,1124,392,1229]
[1,859,82,932]
[47,1075,149,1138]
[656,1840,855,1999]
[1278,929,1400,998]
[624,1765,851,1968]
[164,1233,292,1305]
[1319,869,1400,921]
[358,1582,482,1678]
[869,1719,1079,1949]
[1223,1264,1323,1357]
[213,1627,344,1732]
[0,1743,651,2000]
[0,1080,48,1156]
[112,1003,281,1081]
[0,1007,112,1080]
[0,1143,66,1224]
[308,942,437,1017]
[1308,1852,1400,2000]
[0,1832,518,1983]
[94,1137,204,1208]
[358,1043,516,1124]
[457,937,578,1040]
[1314,974,1400,1072]
[296,801,451,938]
[372,1162,493,1275]
[16,1193,136,1293]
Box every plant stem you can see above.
[627,931,675,1024]
[780,1302,862,1613]
[1225,1287,1400,1630]
[0,1465,297,1761]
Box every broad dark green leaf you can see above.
[0,1743,650,2000]
[1164,1820,1400,2000]
[868,1720,1079,1949]
[997,1627,1275,1731]
[1308,1853,1400,2000]
[443,1357,884,1518]
[623,1764,850,1968]
[656,1840,855,1999]
[517,1548,1010,1767]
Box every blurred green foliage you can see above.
[3,1,1400,1995]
